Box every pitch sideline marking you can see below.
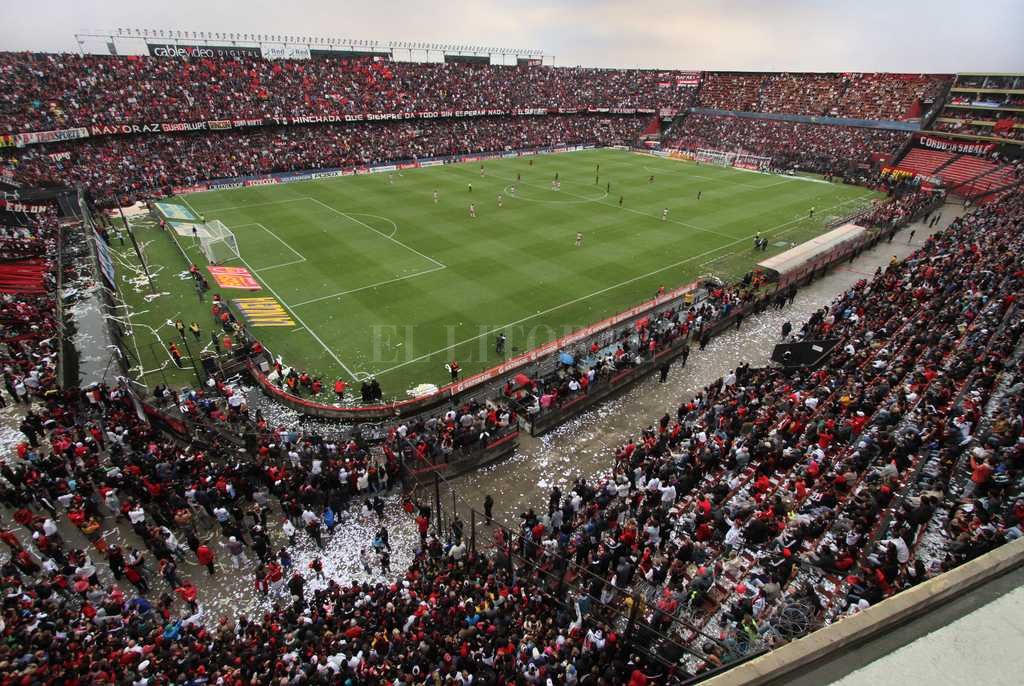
[290,265,448,308]
[500,184,610,205]
[179,196,362,382]
[368,195,868,377]
[184,198,309,213]
[305,197,447,269]
[230,223,307,270]
[460,167,736,241]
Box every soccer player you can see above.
[468,183,472,193]
[469,203,476,218]
[575,232,583,247]
[480,164,485,177]
[649,175,655,183]
[497,193,503,208]
[432,190,439,203]
[662,208,668,222]
[697,190,702,200]
[809,206,815,218]
[495,332,507,355]
[388,174,394,185]
[619,196,623,206]
[510,185,517,196]
[607,181,611,193]
[517,172,521,181]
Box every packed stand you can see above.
[496,191,1024,671]
[664,113,907,175]
[0,209,62,408]
[2,189,1023,681]
[5,114,646,201]
[697,72,948,121]
[0,52,698,133]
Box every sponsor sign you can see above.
[208,266,261,290]
[676,72,701,86]
[14,127,90,146]
[147,43,261,60]
[260,45,311,60]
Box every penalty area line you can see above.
[179,196,362,382]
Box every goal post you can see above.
[695,148,772,172]
[199,220,240,265]
[733,153,773,172]
[695,148,735,167]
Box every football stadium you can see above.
[1,3,1023,684]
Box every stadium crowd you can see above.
[696,72,949,121]
[5,114,646,201]
[1,179,1022,683]
[0,54,697,133]
[663,113,907,175]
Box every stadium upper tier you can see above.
[695,71,950,121]
[662,113,907,174]
[0,52,949,134]
[0,53,695,133]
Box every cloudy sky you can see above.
[2,0,1020,72]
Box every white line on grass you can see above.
[461,168,736,241]
[232,223,307,267]
[368,195,869,377]
[641,164,791,190]
[290,265,448,308]
[349,212,400,238]
[179,197,362,382]
[256,259,308,272]
[186,198,309,213]
[306,197,447,269]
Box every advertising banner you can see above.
[260,45,312,61]
[147,43,261,60]
[918,135,996,155]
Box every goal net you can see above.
[733,153,773,172]
[199,220,239,264]
[695,148,773,172]
[696,148,735,167]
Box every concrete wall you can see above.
[703,537,1024,686]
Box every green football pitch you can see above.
[111,148,881,398]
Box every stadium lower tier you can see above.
[2,189,1022,684]
[6,114,648,202]
[663,113,908,175]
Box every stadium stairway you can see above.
[897,148,958,176]
[941,155,1017,196]
[646,289,934,649]
[802,286,1013,623]
[0,258,49,295]
[641,117,662,138]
